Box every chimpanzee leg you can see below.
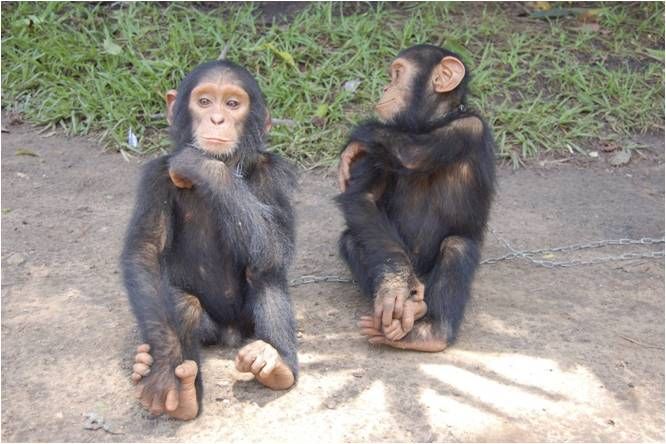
[423,235,480,345]
[361,235,480,352]
[132,284,204,418]
[235,269,298,390]
[170,290,205,403]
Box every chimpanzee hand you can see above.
[360,297,427,341]
[338,142,366,192]
[373,273,425,333]
[132,344,199,420]
[168,147,228,189]
[134,358,181,416]
[235,340,295,390]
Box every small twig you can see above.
[37,123,55,135]
[619,335,664,350]
[539,157,573,166]
[218,42,231,60]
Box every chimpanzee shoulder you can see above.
[247,151,298,195]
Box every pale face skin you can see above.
[374,55,466,122]
[375,58,415,122]
[166,73,251,156]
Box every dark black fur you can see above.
[337,45,495,344]
[121,60,297,414]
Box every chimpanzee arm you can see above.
[336,156,414,288]
[168,149,292,271]
[242,153,299,375]
[349,116,486,173]
[121,158,185,380]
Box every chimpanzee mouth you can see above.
[203,137,232,144]
[376,97,397,108]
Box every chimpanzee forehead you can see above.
[198,68,246,88]
[396,46,444,69]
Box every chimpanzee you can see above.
[122,60,298,420]
[337,44,495,352]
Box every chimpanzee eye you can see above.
[226,99,240,109]
[198,97,212,106]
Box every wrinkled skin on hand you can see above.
[131,344,199,420]
[373,273,425,334]
[338,142,366,192]
[235,340,295,390]
[168,147,229,190]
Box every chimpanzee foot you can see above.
[358,319,448,352]
[235,340,295,390]
[131,344,199,420]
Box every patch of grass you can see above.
[1,2,664,165]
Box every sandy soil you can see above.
[1,123,664,442]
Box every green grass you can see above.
[1,1,664,165]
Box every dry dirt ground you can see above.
[1,123,664,442]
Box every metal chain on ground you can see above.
[289,275,354,287]
[288,227,665,286]
[482,226,665,268]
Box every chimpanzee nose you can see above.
[211,114,225,125]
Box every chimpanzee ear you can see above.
[432,56,465,93]
[263,109,272,135]
[165,90,178,125]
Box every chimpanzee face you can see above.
[166,70,251,156]
[375,50,466,123]
[375,58,416,122]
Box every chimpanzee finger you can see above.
[373,302,385,330]
[239,349,259,373]
[384,320,404,341]
[134,384,145,399]
[135,352,153,366]
[360,327,383,337]
[382,297,396,328]
[368,336,389,345]
[165,389,179,412]
[131,373,142,384]
[235,352,252,373]
[359,316,383,336]
[250,356,266,374]
[358,316,376,328]
[133,363,151,376]
[137,344,150,353]
[392,288,408,320]
[387,329,407,341]
[150,393,164,416]
[401,303,415,333]
[259,359,277,378]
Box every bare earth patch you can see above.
[1,124,664,442]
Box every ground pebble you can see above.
[6,253,26,266]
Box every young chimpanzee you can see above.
[337,44,495,352]
[122,60,298,420]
